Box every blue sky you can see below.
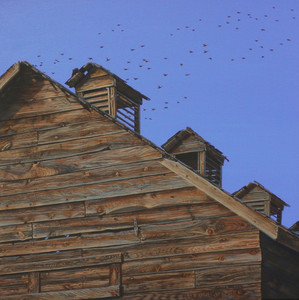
[0,0,298,227]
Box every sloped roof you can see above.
[233,180,289,208]
[65,62,150,102]
[162,127,228,163]
[0,61,297,253]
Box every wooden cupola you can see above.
[162,127,227,187]
[66,63,149,133]
[233,181,289,225]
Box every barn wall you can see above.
[260,233,299,299]
[0,70,262,298]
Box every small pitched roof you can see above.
[233,181,289,208]
[162,127,228,163]
[65,62,150,103]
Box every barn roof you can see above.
[233,181,289,208]
[0,61,298,253]
[162,127,228,163]
[65,62,150,103]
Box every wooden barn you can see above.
[0,61,298,299]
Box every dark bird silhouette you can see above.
[164,57,168,60]
[117,24,121,26]
[185,74,190,76]
[226,22,230,24]
[163,74,168,76]
[124,68,128,71]
[139,65,143,68]
[208,57,212,60]
[286,38,291,41]
[88,57,93,60]
[203,50,208,53]
[158,85,162,89]
[130,49,135,51]
[180,63,183,67]
[242,57,246,60]
[269,49,274,52]
[140,45,145,47]
[68,58,72,60]
[261,56,265,58]
[249,48,252,50]
[260,28,265,31]
[106,58,110,61]
[203,44,208,47]
[218,25,222,27]
[133,77,138,80]
[231,58,235,61]
[147,67,151,70]
[164,101,168,104]
[60,53,64,55]
[164,107,168,109]
[189,50,193,53]
[127,61,131,63]
[235,27,239,30]
[100,46,104,48]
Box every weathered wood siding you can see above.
[0,70,262,299]
[261,233,299,299]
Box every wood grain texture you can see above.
[33,202,232,239]
[1,159,167,197]
[0,223,32,243]
[0,202,85,226]
[0,131,142,166]
[85,187,212,216]
[122,248,261,276]
[195,264,261,286]
[0,173,189,211]
[120,283,260,299]
[0,144,160,182]
[0,252,121,276]
[122,271,195,294]
[4,286,120,299]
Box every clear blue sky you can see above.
[0,0,298,227]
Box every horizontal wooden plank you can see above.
[0,272,29,296]
[40,265,110,292]
[0,252,121,275]
[0,172,189,212]
[138,215,255,243]
[33,202,231,239]
[195,264,261,286]
[85,187,212,216]
[0,144,160,182]
[0,229,139,258]
[122,248,261,276]
[121,283,260,299]
[1,159,167,197]
[4,286,120,299]
[0,131,38,151]
[0,108,100,136]
[0,223,32,243]
[0,202,85,227]
[77,75,114,92]
[0,131,141,166]
[122,271,195,293]
[121,231,260,261]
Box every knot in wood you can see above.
[0,141,12,152]
[115,171,120,176]
[206,228,214,235]
[143,167,149,172]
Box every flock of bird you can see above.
[33,6,296,121]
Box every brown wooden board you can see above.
[122,271,195,294]
[85,187,212,216]
[0,144,160,182]
[1,159,167,197]
[0,273,29,296]
[122,248,261,276]
[120,283,260,299]
[0,173,189,211]
[0,131,142,166]
[33,202,232,239]
[0,223,32,243]
[0,108,100,136]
